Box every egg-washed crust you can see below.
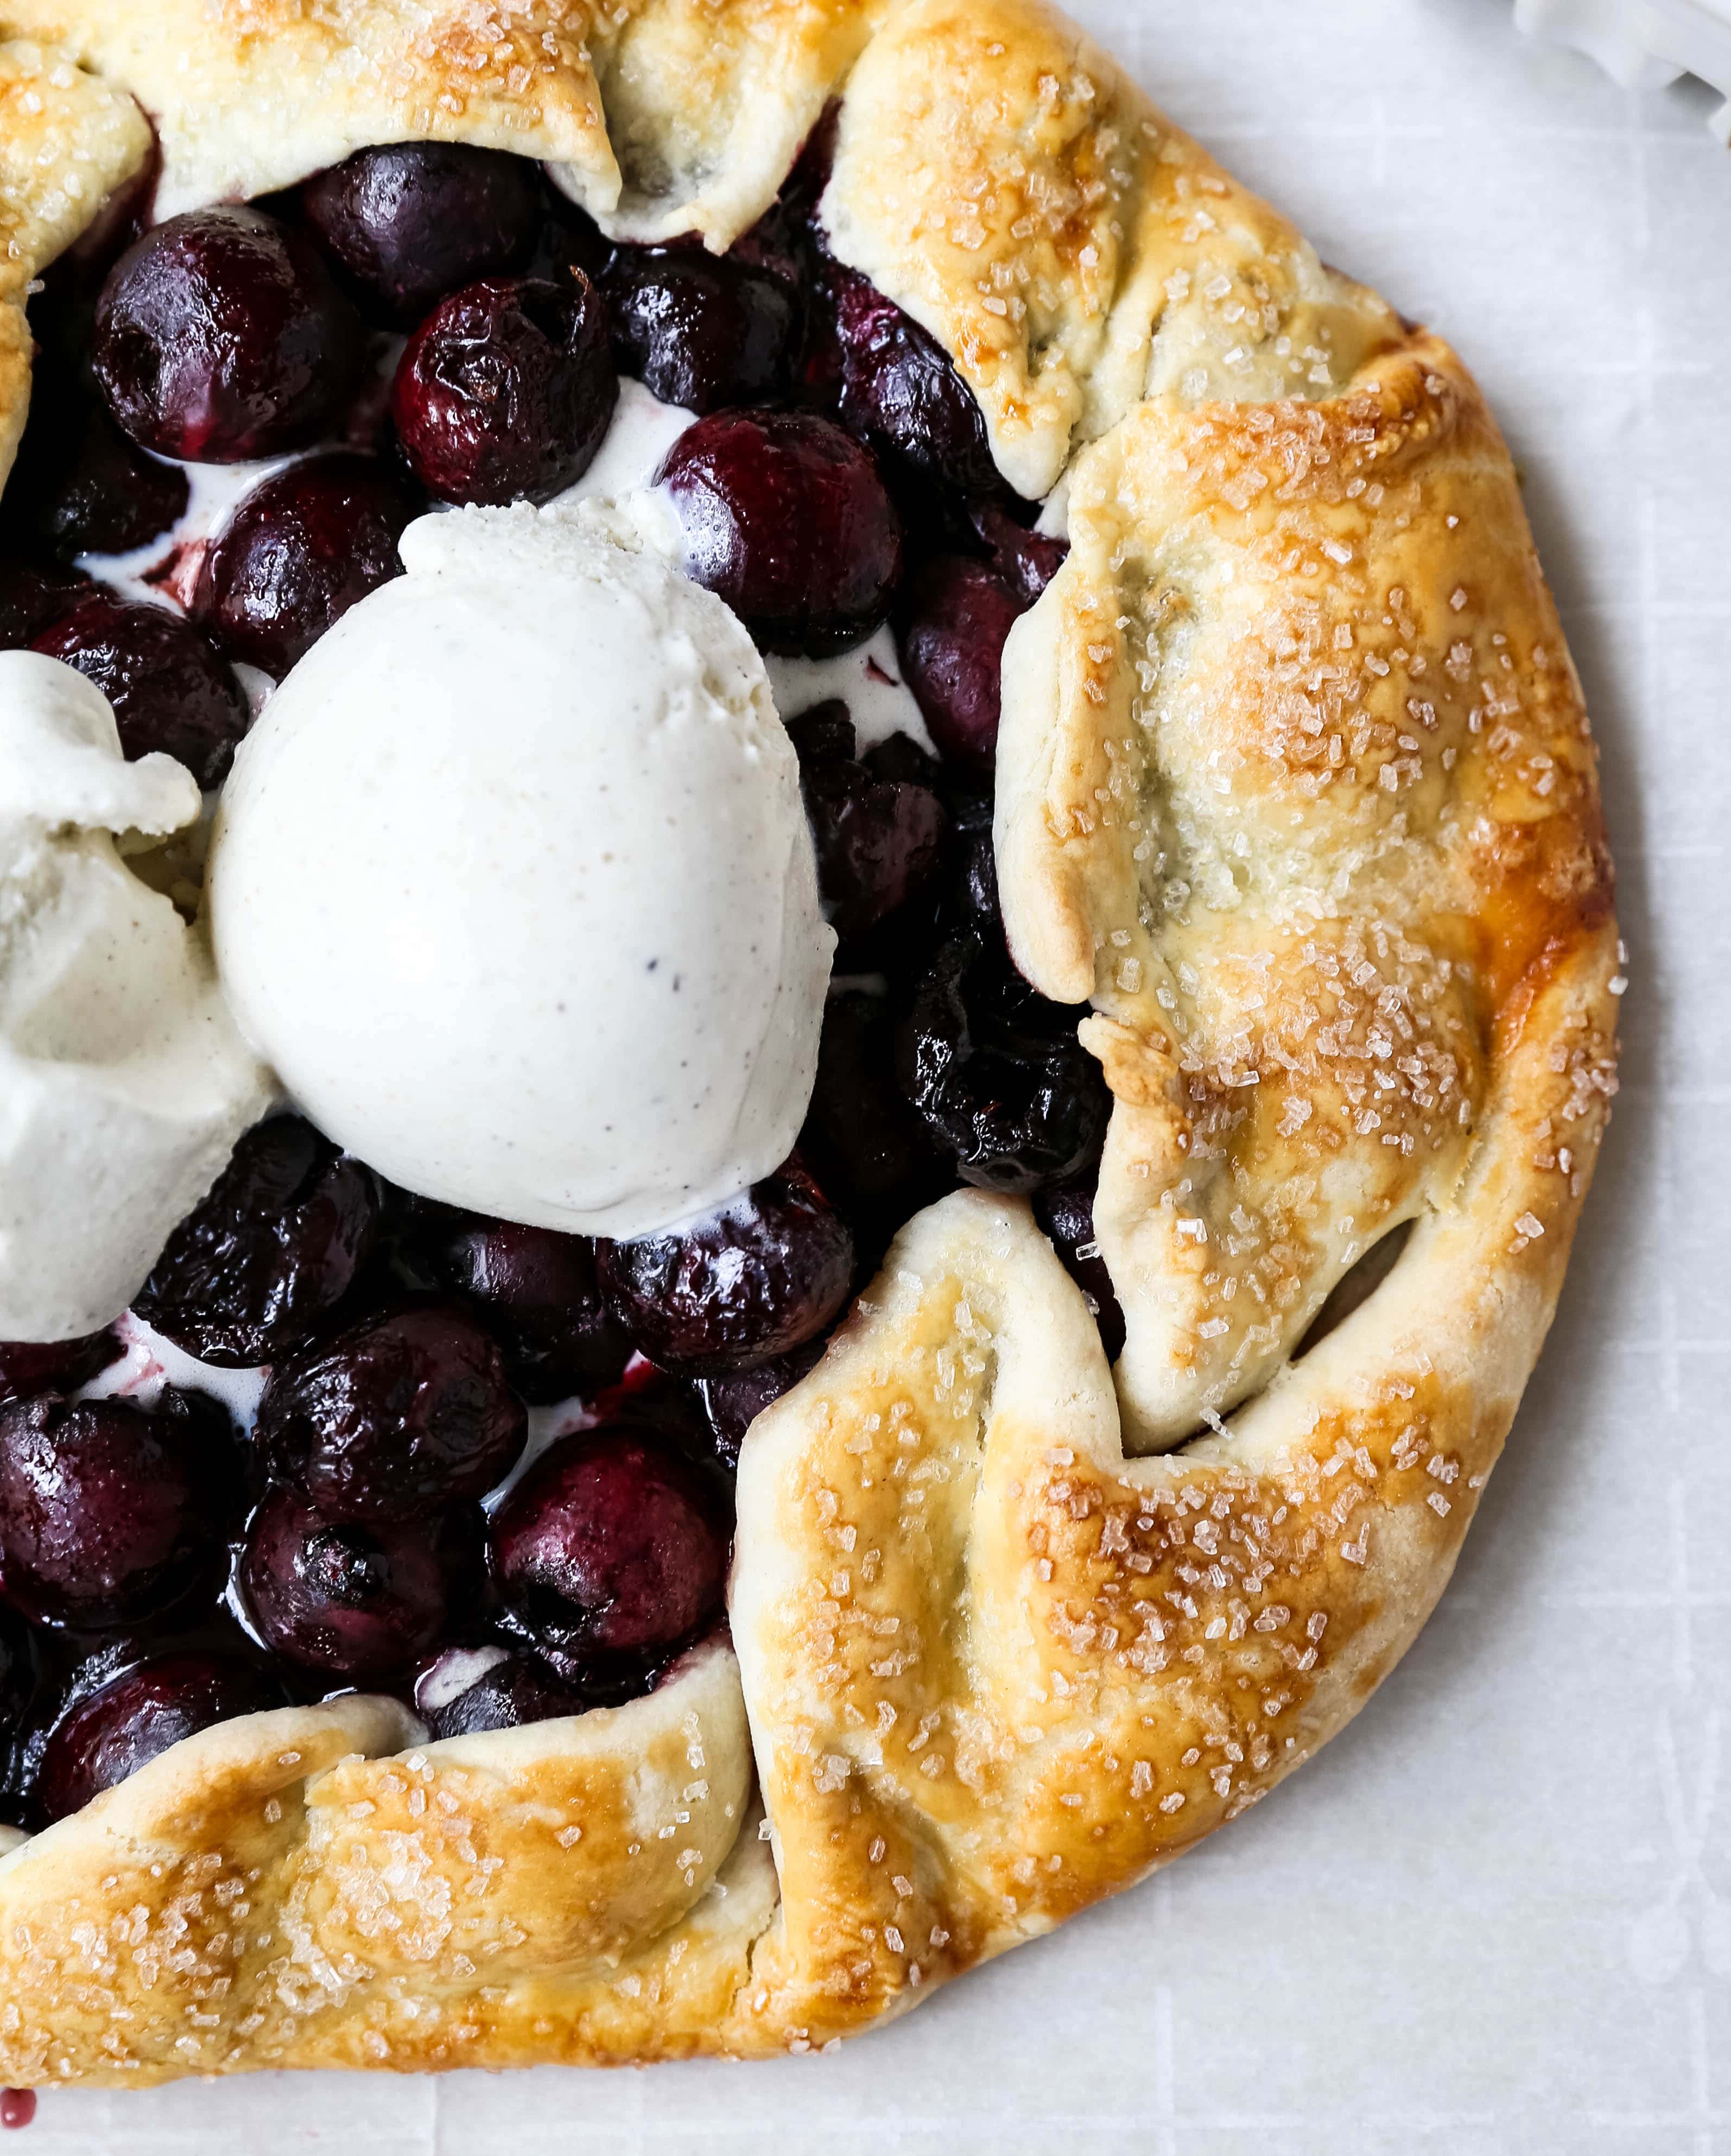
[0,0,1617,2084]
[0,36,150,484]
[825,0,1410,499]
[996,331,1616,1450]
[0,0,894,235]
[0,1643,787,2077]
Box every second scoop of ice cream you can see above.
[207,504,834,1240]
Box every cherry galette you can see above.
[0,0,1616,2091]
[0,110,1080,1837]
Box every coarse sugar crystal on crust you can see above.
[0,0,1618,2082]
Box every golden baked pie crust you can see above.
[0,0,1617,2082]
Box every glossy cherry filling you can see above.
[134,1116,381,1367]
[414,1640,588,1738]
[93,207,365,463]
[0,1608,30,1749]
[0,1330,120,1407]
[31,590,251,788]
[897,929,1111,1196]
[825,257,1001,498]
[2,390,189,563]
[0,553,92,649]
[415,1209,632,1405]
[489,1428,728,1670]
[257,1301,527,1521]
[34,1651,291,1823]
[695,1338,828,1474]
[0,1389,240,1629]
[391,273,617,505]
[0,128,1120,1826]
[238,1489,482,1682]
[787,700,948,942]
[658,409,903,656]
[301,143,543,330]
[603,242,797,413]
[596,1161,854,1376]
[192,452,419,676]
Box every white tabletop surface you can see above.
[25,3,1731,2149]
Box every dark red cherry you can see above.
[0,1604,30,1739]
[0,552,90,648]
[92,206,364,461]
[22,153,157,391]
[968,499,1068,606]
[414,1641,586,1737]
[420,1213,630,1405]
[940,786,1003,935]
[828,261,998,497]
[658,409,901,656]
[695,1336,827,1473]
[783,697,852,767]
[240,1487,479,1681]
[787,701,947,938]
[0,1328,121,1406]
[727,191,817,300]
[391,274,617,505]
[132,1117,380,1368]
[4,393,189,562]
[585,1360,711,1456]
[895,555,1024,779]
[1032,1166,1125,1362]
[597,1161,853,1375]
[31,591,249,788]
[604,244,796,414]
[34,1651,291,1822]
[777,102,840,235]
[257,1302,526,1520]
[860,727,943,788]
[898,928,1111,1195]
[189,452,417,676]
[537,196,614,288]
[301,143,543,328]
[799,989,950,1245]
[489,1429,727,1662]
[0,1389,240,1629]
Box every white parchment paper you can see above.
[25,4,1730,2149]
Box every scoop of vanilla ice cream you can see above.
[208,504,834,1240]
[0,652,276,1341]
